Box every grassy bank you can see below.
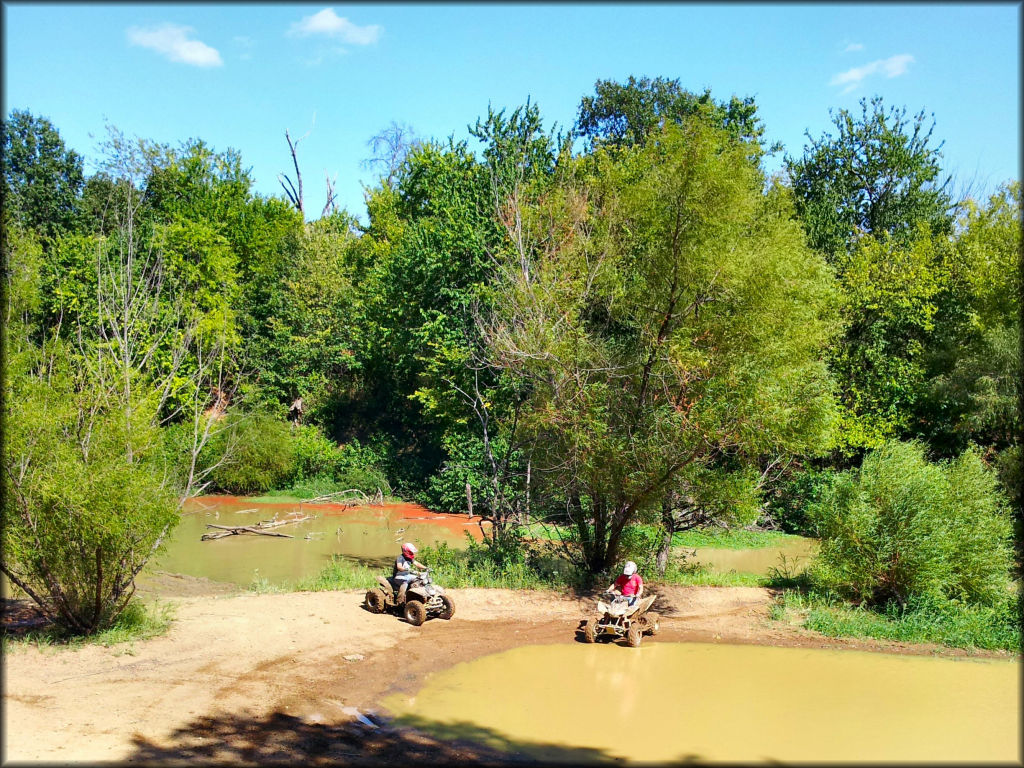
[671,528,806,549]
[770,588,1021,652]
[518,522,806,552]
[1,600,176,653]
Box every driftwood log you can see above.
[201,514,314,541]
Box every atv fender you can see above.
[376,575,395,598]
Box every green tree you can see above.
[919,183,1021,454]
[1,109,85,240]
[829,230,944,448]
[786,96,954,262]
[245,212,362,421]
[575,75,767,154]
[485,120,838,572]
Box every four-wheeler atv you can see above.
[364,568,455,626]
[580,592,659,647]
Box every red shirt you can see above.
[613,573,643,596]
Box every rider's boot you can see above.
[396,581,409,606]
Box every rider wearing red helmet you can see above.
[391,542,428,605]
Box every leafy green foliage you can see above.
[2,343,179,635]
[486,119,838,570]
[671,527,805,549]
[1,109,85,239]
[809,440,1013,608]
[828,231,944,448]
[419,538,582,590]
[576,75,766,154]
[763,466,838,535]
[207,412,295,494]
[918,182,1021,455]
[786,96,954,262]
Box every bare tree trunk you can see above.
[278,121,314,217]
[466,482,473,518]
[655,494,675,576]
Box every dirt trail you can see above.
[3,584,1009,764]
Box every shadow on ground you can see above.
[127,710,625,765]
[0,597,49,638]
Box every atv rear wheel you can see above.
[644,613,660,635]
[438,595,455,620]
[364,588,387,614]
[627,623,642,647]
[583,619,597,643]
[404,599,427,626]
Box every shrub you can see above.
[808,440,1013,608]
[764,466,838,535]
[3,361,179,635]
[207,412,295,494]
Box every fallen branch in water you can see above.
[200,514,314,541]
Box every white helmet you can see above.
[402,542,418,559]
[622,561,637,576]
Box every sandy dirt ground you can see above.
[3,581,1012,765]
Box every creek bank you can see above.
[3,585,1014,764]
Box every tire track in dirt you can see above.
[4,585,1010,763]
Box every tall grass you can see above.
[295,556,382,592]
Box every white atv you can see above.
[363,568,455,626]
[580,592,659,647]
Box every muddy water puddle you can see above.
[140,496,486,589]
[685,537,818,576]
[383,642,1019,763]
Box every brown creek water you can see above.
[383,641,1020,763]
[685,537,818,576]
[140,495,487,588]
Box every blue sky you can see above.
[3,2,1020,221]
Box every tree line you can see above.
[2,76,1019,634]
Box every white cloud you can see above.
[288,8,381,45]
[843,42,864,53]
[127,23,222,67]
[830,54,914,93]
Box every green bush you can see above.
[424,432,525,516]
[764,466,838,535]
[207,412,295,494]
[285,426,393,497]
[994,444,1021,514]
[419,536,585,590]
[3,359,179,635]
[808,440,1013,608]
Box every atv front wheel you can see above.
[583,619,597,643]
[438,595,455,620]
[627,623,642,647]
[364,588,387,614]
[404,599,427,626]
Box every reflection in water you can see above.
[142,496,484,587]
[383,642,1019,763]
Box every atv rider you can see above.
[606,560,644,609]
[390,542,428,606]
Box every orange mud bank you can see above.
[3,585,1016,765]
